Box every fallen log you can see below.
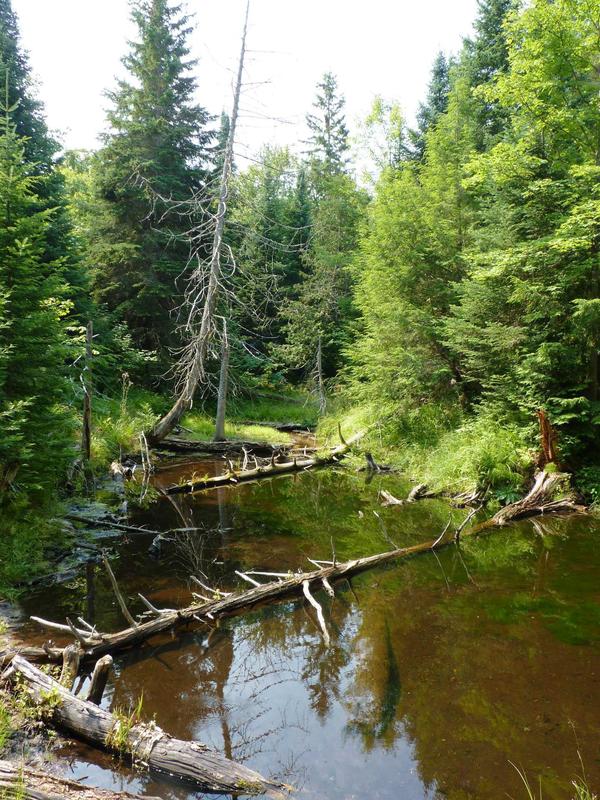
[8,469,586,668]
[166,429,365,495]
[471,470,584,533]
[158,437,287,458]
[0,759,161,800]
[379,483,433,507]
[7,656,283,796]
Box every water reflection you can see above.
[14,464,600,799]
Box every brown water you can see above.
[11,460,600,800]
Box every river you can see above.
[9,457,600,799]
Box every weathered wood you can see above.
[0,759,160,800]
[102,555,137,628]
[379,483,432,507]
[9,656,282,796]
[491,470,582,525]
[166,429,365,495]
[59,644,81,690]
[80,320,93,463]
[86,654,113,704]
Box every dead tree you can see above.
[214,318,230,442]
[165,428,364,494]
[5,656,282,796]
[148,2,250,444]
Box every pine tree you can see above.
[95,0,213,362]
[0,98,72,498]
[306,72,350,178]
[409,52,451,159]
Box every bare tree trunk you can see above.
[148,2,250,445]
[316,335,326,415]
[214,319,230,441]
[81,321,93,462]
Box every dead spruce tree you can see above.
[147,1,250,445]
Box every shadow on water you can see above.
[11,460,600,800]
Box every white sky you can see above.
[12,0,478,163]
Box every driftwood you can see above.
[166,429,365,495]
[0,759,161,800]
[379,483,432,507]
[7,656,282,796]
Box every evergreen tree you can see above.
[306,72,350,178]
[350,75,477,411]
[0,0,88,314]
[447,0,600,465]
[0,100,72,498]
[95,0,213,362]
[409,52,451,159]
[465,0,517,146]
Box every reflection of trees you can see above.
[345,618,401,748]
[340,527,600,799]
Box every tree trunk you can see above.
[148,3,250,445]
[81,321,93,463]
[214,319,230,442]
[316,335,326,415]
[8,656,281,796]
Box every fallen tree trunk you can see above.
[6,470,585,669]
[157,438,288,458]
[0,759,161,800]
[165,429,365,495]
[471,470,584,533]
[7,656,282,797]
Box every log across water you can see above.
[165,429,365,494]
[3,471,585,671]
[8,656,283,796]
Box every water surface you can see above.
[12,461,600,799]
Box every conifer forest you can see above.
[0,1,599,799]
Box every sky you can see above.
[12,0,479,163]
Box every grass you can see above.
[319,399,534,500]
[182,412,291,444]
[0,698,12,753]
[511,761,597,800]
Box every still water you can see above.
[12,460,600,800]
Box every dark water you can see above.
[11,460,600,800]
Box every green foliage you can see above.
[0,698,12,753]
[0,96,74,499]
[91,389,166,468]
[306,72,349,177]
[93,0,213,364]
[0,507,70,598]
[105,693,144,755]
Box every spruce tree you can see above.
[409,52,451,159]
[465,0,517,146]
[95,0,213,362]
[0,100,72,498]
[306,72,350,178]
[0,0,88,313]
